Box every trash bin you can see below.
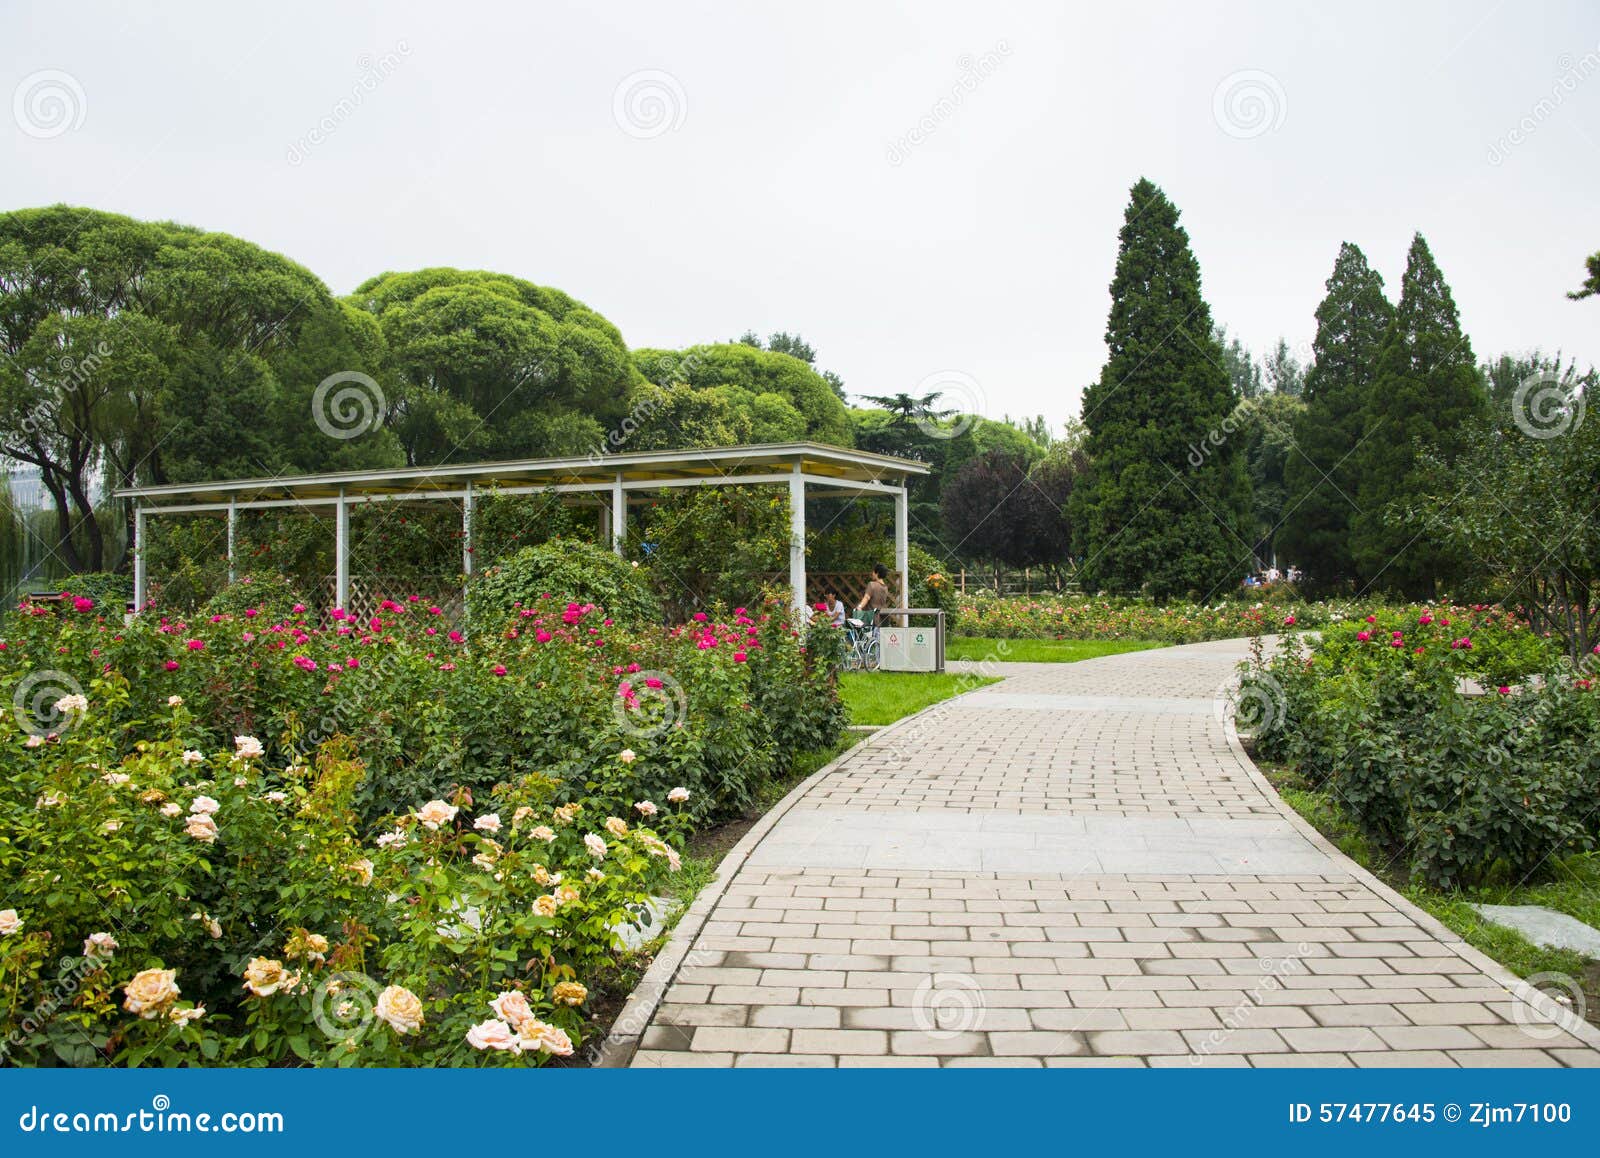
[876,609,945,672]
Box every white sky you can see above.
[5,0,1598,429]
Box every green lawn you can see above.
[839,671,1001,725]
[945,636,1167,663]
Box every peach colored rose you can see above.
[466,1018,518,1051]
[242,957,299,997]
[552,981,587,1007]
[123,968,180,1018]
[414,800,458,830]
[375,985,424,1035]
[489,990,534,1028]
[0,909,22,936]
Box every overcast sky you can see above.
[5,0,1598,428]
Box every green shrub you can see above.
[469,539,660,627]
[199,571,309,621]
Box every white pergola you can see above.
[113,443,929,617]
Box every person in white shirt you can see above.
[825,587,847,629]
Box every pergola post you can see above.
[461,481,475,577]
[334,488,349,612]
[789,465,807,618]
[894,484,909,610]
[610,472,627,556]
[132,506,146,612]
[226,497,237,584]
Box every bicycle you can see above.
[845,617,879,671]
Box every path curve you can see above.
[609,638,1600,1068]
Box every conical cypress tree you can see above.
[1069,178,1253,598]
[1349,233,1488,597]
[1276,243,1393,588]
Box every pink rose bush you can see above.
[1244,600,1597,889]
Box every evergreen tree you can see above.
[1349,233,1488,597]
[1276,243,1393,588]
[1069,178,1253,598]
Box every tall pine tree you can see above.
[1349,233,1488,597]
[1277,243,1393,587]
[1070,179,1252,598]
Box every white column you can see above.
[461,481,475,576]
[226,497,237,584]
[611,473,627,556]
[789,466,807,618]
[132,507,146,613]
[334,488,349,612]
[598,501,611,546]
[894,485,909,610]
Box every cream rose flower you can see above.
[180,750,205,766]
[0,909,22,936]
[516,1018,575,1057]
[188,795,220,816]
[667,787,690,804]
[374,984,424,1035]
[466,1018,518,1051]
[375,830,406,849]
[555,884,580,906]
[83,931,118,959]
[553,803,580,825]
[533,894,559,918]
[169,1004,206,1027]
[123,967,180,1018]
[512,806,534,826]
[184,814,219,843]
[55,693,88,716]
[551,981,588,1007]
[634,800,658,818]
[233,735,265,760]
[161,802,183,818]
[530,825,557,844]
[241,956,299,997]
[489,990,534,1028]
[167,695,185,708]
[348,858,374,886]
[583,833,607,860]
[618,748,637,764]
[101,772,131,787]
[102,819,122,834]
[414,800,459,830]
[263,791,287,804]
[473,813,502,834]
[604,817,628,837]
[585,868,605,883]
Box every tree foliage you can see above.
[1350,234,1489,597]
[1069,178,1253,598]
[349,268,634,465]
[1277,242,1394,588]
[941,443,1083,571]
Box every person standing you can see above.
[857,563,891,627]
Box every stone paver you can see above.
[622,639,1600,1067]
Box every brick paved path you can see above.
[616,639,1600,1068]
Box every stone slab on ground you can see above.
[1471,904,1600,958]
